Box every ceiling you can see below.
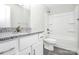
[44,4,76,14]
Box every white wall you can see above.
[30,4,46,32]
[49,11,78,52]
[75,5,79,53]
[10,4,30,28]
[45,4,76,14]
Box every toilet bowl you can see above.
[43,38,56,51]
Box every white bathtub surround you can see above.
[48,11,78,52]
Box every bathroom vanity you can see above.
[0,4,46,55]
[0,31,44,55]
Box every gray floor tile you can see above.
[44,47,77,55]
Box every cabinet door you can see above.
[20,36,32,50]
[19,47,31,55]
[20,34,38,50]
[32,40,43,55]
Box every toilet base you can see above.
[44,44,54,51]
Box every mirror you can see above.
[0,4,30,28]
[0,4,10,27]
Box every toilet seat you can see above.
[43,38,56,51]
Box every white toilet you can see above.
[43,38,56,51]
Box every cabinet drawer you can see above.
[0,39,18,55]
[0,48,16,55]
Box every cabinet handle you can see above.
[0,48,15,54]
[34,49,35,55]
[77,18,79,20]
[28,53,30,55]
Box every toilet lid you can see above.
[44,38,56,44]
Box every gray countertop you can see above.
[0,31,44,41]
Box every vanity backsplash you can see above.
[0,27,31,33]
[0,27,15,33]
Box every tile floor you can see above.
[44,46,78,55]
